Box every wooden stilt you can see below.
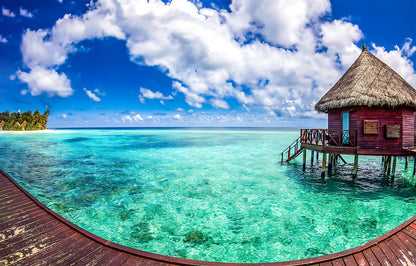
[391,156,397,179]
[316,152,319,160]
[311,151,314,164]
[413,157,416,178]
[338,155,347,164]
[405,156,409,169]
[303,148,306,171]
[387,156,392,176]
[384,156,389,171]
[321,153,327,178]
[328,154,333,172]
[352,155,359,178]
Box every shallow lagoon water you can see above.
[1,128,416,263]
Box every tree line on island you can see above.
[0,110,50,131]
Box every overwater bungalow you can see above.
[281,43,416,177]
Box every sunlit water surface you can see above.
[1,128,416,263]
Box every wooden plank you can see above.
[0,203,41,221]
[0,220,63,255]
[57,240,102,265]
[396,231,416,252]
[121,255,150,266]
[386,236,415,265]
[353,252,369,265]
[97,250,132,265]
[403,226,416,241]
[362,249,381,266]
[332,258,346,265]
[71,245,110,265]
[319,261,333,266]
[1,227,76,265]
[370,245,392,265]
[377,242,401,265]
[101,251,130,265]
[343,255,358,266]
[0,213,52,244]
[40,236,91,265]
[16,231,79,265]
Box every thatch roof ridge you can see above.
[315,46,416,113]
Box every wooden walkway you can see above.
[2,169,416,266]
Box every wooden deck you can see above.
[2,168,416,266]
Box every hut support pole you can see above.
[413,157,416,178]
[321,153,327,178]
[311,151,314,164]
[302,148,306,171]
[391,156,397,179]
[352,155,359,178]
[387,156,392,176]
[405,156,409,170]
[328,154,333,172]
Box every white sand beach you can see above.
[0,129,58,134]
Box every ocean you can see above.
[1,128,416,263]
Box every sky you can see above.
[0,0,415,128]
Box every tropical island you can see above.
[0,110,50,131]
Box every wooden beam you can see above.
[413,157,416,178]
[321,153,327,178]
[387,156,392,176]
[338,154,347,164]
[405,156,409,169]
[328,154,333,172]
[391,156,397,179]
[303,148,306,171]
[352,155,359,178]
[391,156,397,178]
[311,150,314,164]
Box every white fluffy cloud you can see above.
[0,35,7,43]
[2,7,16,17]
[84,88,101,102]
[17,67,73,97]
[121,113,144,122]
[17,0,416,118]
[19,7,33,18]
[139,87,173,103]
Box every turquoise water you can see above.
[1,128,416,263]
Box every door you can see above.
[342,112,349,144]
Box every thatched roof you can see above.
[315,43,416,113]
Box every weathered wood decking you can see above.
[2,168,416,266]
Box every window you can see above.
[363,120,379,134]
[385,125,400,138]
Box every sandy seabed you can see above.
[0,130,57,134]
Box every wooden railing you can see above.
[279,136,302,162]
[300,129,328,146]
[300,129,357,147]
[327,130,358,147]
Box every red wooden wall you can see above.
[327,107,415,150]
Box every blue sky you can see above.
[0,0,415,128]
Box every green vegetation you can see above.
[0,110,50,131]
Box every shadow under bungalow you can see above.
[281,43,416,178]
